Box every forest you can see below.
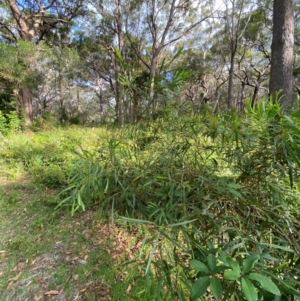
[0,0,300,300]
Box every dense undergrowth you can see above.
[1,100,300,300]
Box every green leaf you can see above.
[291,110,300,119]
[114,47,125,70]
[227,257,241,273]
[249,273,280,295]
[190,260,210,273]
[169,219,197,227]
[192,276,210,300]
[207,254,217,271]
[214,265,228,273]
[206,241,214,252]
[210,276,223,300]
[228,187,242,198]
[224,269,240,280]
[178,289,187,301]
[283,118,300,136]
[242,255,260,273]
[119,217,155,225]
[241,277,258,301]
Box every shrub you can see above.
[31,112,59,131]
[55,100,300,299]
[0,111,7,135]
[0,110,21,135]
[6,111,21,131]
[30,165,66,188]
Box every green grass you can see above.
[1,103,300,300]
[0,177,150,300]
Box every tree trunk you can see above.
[269,0,294,109]
[7,0,81,125]
[227,52,235,109]
[115,76,124,126]
[149,54,159,114]
[19,87,33,125]
[7,0,37,125]
[251,85,259,108]
[115,0,125,126]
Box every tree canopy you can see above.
[0,0,298,124]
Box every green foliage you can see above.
[0,110,21,135]
[2,99,298,300]
[30,165,66,188]
[241,7,268,42]
[56,152,110,215]
[0,110,7,134]
[0,40,40,89]
[2,190,22,205]
[114,42,190,122]
[0,89,16,113]
[0,127,86,180]
[190,251,281,301]
[6,111,21,131]
[31,112,59,131]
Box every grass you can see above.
[1,102,300,300]
[0,175,151,300]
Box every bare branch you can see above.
[162,15,211,48]
[125,17,150,70]
[0,22,18,43]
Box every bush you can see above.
[31,112,59,131]
[30,165,66,188]
[55,101,300,300]
[0,111,7,135]
[0,110,21,135]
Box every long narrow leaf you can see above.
[248,273,280,295]
[119,216,156,225]
[241,277,258,301]
[145,232,160,275]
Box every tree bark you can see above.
[269,0,294,109]
[20,87,33,125]
[149,53,159,113]
[5,0,83,124]
[115,0,125,126]
[227,50,236,109]
[6,0,40,124]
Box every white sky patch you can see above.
[0,7,9,21]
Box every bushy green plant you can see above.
[31,112,59,131]
[30,165,66,188]
[190,246,300,301]
[0,110,7,135]
[6,111,21,131]
[54,100,300,300]
[56,152,111,215]
[2,190,22,205]
[0,110,21,135]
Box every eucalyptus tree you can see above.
[0,40,43,121]
[172,32,215,112]
[32,45,85,121]
[213,0,257,109]
[81,0,137,125]
[294,1,300,97]
[0,0,84,124]
[204,0,276,110]
[82,0,209,124]
[125,0,212,114]
[74,34,114,118]
[233,5,272,108]
[269,0,294,109]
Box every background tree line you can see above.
[0,0,297,127]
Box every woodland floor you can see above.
[0,176,144,301]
